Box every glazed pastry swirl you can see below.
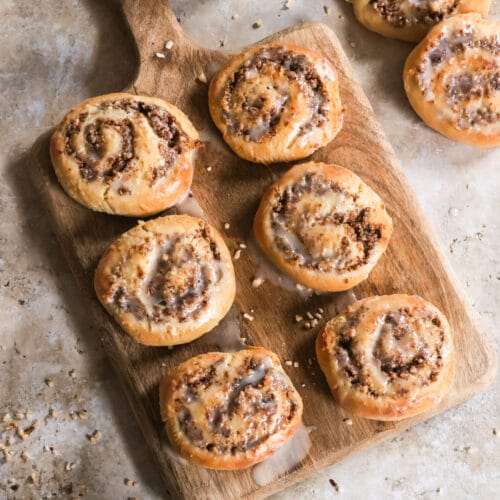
[254,162,393,292]
[160,347,303,469]
[404,14,500,147]
[95,215,235,346]
[51,93,201,216]
[316,295,454,420]
[350,0,491,42]
[209,43,344,163]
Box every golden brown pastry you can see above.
[160,347,303,470]
[50,92,201,216]
[404,14,500,147]
[94,215,235,346]
[208,43,344,164]
[253,162,393,292]
[316,294,454,420]
[349,0,491,42]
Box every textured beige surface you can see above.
[0,0,498,498]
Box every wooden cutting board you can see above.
[30,0,496,498]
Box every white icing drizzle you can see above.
[174,190,207,220]
[251,423,312,486]
[334,289,357,314]
[246,231,314,298]
[195,305,245,352]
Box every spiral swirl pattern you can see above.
[254,162,393,292]
[94,215,235,346]
[209,43,343,163]
[160,347,303,470]
[404,14,500,147]
[51,93,201,216]
[316,295,454,420]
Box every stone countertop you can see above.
[0,0,498,498]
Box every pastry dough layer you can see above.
[160,347,303,469]
[316,294,454,420]
[95,215,235,346]
[254,162,392,292]
[209,43,344,164]
[404,14,500,147]
[51,93,200,216]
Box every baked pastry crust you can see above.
[50,92,201,216]
[404,13,500,147]
[159,347,303,469]
[349,0,491,42]
[208,43,344,164]
[253,162,393,292]
[94,215,235,346]
[316,294,454,420]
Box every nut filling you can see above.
[370,0,460,28]
[334,307,446,398]
[221,47,329,142]
[270,172,383,272]
[170,352,300,455]
[105,226,223,324]
[64,98,195,184]
[417,27,499,130]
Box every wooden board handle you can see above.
[121,0,198,90]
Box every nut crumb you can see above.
[233,249,241,260]
[164,40,174,50]
[243,313,254,322]
[293,361,299,368]
[16,429,27,441]
[295,315,303,322]
[311,319,319,328]
[206,166,212,172]
[285,360,293,366]
[343,418,353,425]
[252,20,262,29]
[239,243,247,249]
[87,430,102,443]
[197,72,208,84]
[296,283,305,291]
[252,277,265,288]
[301,383,306,387]
[155,52,165,59]
[224,222,230,230]
[304,321,311,329]
[306,312,314,320]
[318,307,324,314]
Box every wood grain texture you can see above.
[30,0,496,498]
